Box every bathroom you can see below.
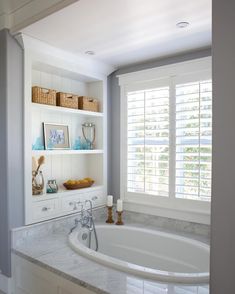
[0,0,233,293]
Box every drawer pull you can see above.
[42,207,50,211]
[92,196,98,201]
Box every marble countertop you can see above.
[12,222,209,294]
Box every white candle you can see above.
[107,195,113,207]
[117,199,123,212]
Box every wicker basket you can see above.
[32,86,56,106]
[78,96,99,112]
[57,92,78,109]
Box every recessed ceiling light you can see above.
[85,50,95,55]
[176,22,190,28]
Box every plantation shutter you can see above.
[175,80,212,201]
[127,86,170,196]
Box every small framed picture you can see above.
[43,123,70,150]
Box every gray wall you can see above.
[210,0,235,292]
[108,48,212,201]
[0,29,24,277]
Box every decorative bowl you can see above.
[63,180,94,190]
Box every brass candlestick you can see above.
[116,211,124,225]
[106,206,114,223]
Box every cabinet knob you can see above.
[42,207,50,211]
[92,196,98,201]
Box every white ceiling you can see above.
[21,0,211,69]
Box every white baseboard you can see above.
[0,273,11,293]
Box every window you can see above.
[127,86,170,196]
[119,58,212,223]
[126,80,212,201]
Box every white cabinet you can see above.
[30,186,105,222]
[21,34,108,224]
[12,254,95,294]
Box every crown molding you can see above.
[0,0,78,34]
[16,33,115,77]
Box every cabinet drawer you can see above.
[61,194,83,213]
[89,189,105,207]
[32,199,59,220]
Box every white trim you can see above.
[0,13,11,30]
[119,57,212,224]
[10,0,78,34]
[0,272,11,293]
[118,57,211,85]
[0,1,78,32]
[16,34,115,78]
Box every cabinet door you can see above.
[13,254,96,294]
[14,262,57,294]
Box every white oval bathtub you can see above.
[69,225,209,284]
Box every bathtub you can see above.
[69,224,209,284]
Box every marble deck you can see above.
[13,235,209,294]
[12,210,210,294]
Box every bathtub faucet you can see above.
[69,204,91,233]
[70,200,98,251]
[83,200,99,251]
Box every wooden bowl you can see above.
[63,181,94,190]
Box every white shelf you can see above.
[32,185,104,202]
[32,103,103,118]
[24,43,107,224]
[32,149,104,155]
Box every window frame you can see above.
[119,57,212,225]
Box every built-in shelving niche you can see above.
[30,64,105,203]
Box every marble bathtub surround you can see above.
[12,212,210,294]
[12,237,209,294]
[122,210,210,239]
[11,207,107,249]
[12,207,210,251]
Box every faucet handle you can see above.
[85,199,93,211]
[80,203,85,217]
[74,218,80,225]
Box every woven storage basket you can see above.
[57,92,78,109]
[32,86,56,106]
[78,96,99,112]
